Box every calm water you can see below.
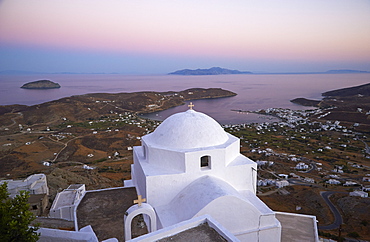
[0,74,369,124]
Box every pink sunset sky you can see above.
[0,0,369,74]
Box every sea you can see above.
[0,73,369,125]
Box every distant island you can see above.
[1,68,369,75]
[21,80,61,89]
[324,69,369,74]
[169,67,252,75]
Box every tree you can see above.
[0,182,40,242]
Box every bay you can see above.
[0,73,369,124]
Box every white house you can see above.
[276,180,290,188]
[349,190,368,198]
[0,173,49,198]
[363,177,370,182]
[363,185,370,192]
[278,174,289,179]
[343,181,358,186]
[303,177,315,183]
[295,162,309,170]
[326,179,341,185]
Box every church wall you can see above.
[139,146,258,208]
[195,196,261,233]
[223,138,241,166]
[132,147,147,198]
[145,173,191,207]
[145,172,238,209]
[184,149,225,172]
[260,212,280,226]
[145,146,186,173]
[195,195,281,242]
[183,149,253,193]
[225,159,257,192]
[254,225,281,242]
[133,163,146,198]
[236,233,259,242]
[236,226,281,242]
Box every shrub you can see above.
[0,182,40,241]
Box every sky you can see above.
[0,0,369,74]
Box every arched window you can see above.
[200,155,211,169]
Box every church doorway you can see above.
[130,214,148,239]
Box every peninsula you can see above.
[290,82,370,132]
[169,67,252,75]
[21,80,61,89]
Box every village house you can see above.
[276,180,290,188]
[326,179,341,185]
[295,162,309,170]
[349,190,368,198]
[363,176,370,182]
[0,174,49,216]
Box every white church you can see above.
[41,104,319,241]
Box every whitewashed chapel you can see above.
[44,104,319,241]
[125,105,280,241]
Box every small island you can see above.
[21,80,61,89]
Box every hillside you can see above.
[0,87,236,182]
[290,83,370,132]
[322,82,370,97]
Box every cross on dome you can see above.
[134,195,146,207]
[188,102,194,110]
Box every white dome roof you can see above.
[144,109,229,149]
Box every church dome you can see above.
[143,109,229,150]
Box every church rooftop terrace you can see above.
[77,187,147,241]
[157,222,228,242]
[275,212,319,242]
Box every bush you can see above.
[0,182,40,241]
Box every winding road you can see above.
[318,191,346,230]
